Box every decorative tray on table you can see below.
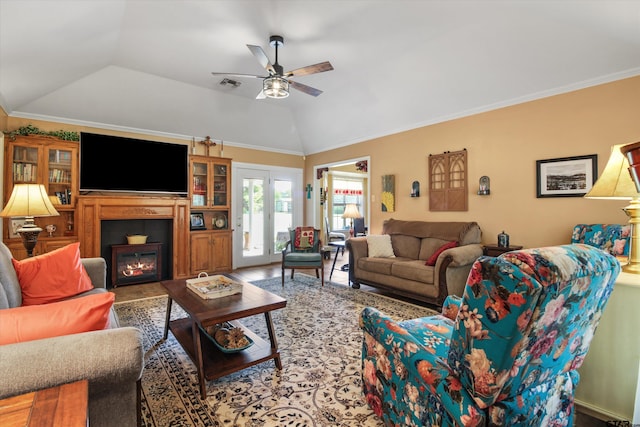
[186,273,243,300]
[199,322,254,353]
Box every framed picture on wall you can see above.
[190,212,206,230]
[536,154,597,198]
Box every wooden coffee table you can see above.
[161,276,287,399]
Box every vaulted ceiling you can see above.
[2,1,640,155]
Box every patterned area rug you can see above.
[114,274,437,427]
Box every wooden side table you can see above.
[483,244,523,257]
[0,380,88,426]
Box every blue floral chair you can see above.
[360,244,620,426]
[571,223,631,256]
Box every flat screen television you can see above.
[80,132,189,195]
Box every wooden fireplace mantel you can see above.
[77,194,191,279]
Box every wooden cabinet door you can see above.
[211,232,231,272]
[190,233,213,274]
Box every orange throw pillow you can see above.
[425,241,459,266]
[12,242,94,306]
[0,292,114,345]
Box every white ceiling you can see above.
[1,0,640,156]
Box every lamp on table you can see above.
[584,144,640,274]
[342,204,361,237]
[0,184,60,257]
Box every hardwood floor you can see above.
[111,253,609,427]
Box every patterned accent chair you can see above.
[281,227,324,286]
[360,244,620,426]
[571,223,631,256]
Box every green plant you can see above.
[5,124,79,141]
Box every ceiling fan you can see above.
[211,35,333,99]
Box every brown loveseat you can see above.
[347,219,483,307]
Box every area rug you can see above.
[114,274,437,427]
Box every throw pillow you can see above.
[425,241,459,266]
[367,235,396,258]
[294,227,315,249]
[0,292,114,345]
[12,242,94,306]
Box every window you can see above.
[332,178,364,229]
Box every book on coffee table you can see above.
[186,274,243,299]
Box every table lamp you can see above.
[0,184,60,257]
[584,144,640,274]
[342,204,361,237]
[621,141,640,191]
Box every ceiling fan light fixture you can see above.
[263,76,289,98]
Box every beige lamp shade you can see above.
[0,184,60,218]
[342,204,361,219]
[584,144,640,200]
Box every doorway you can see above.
[232,163,302,268]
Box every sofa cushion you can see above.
[358,256,396,275]
[390,235,421,259]
[367,235,396,258]
[391,260,435,283]
[0,292,115,345]
[425,241,459,266]
[12,242,94,306]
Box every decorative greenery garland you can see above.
[4,124,79,141]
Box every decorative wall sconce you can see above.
[306,184,312,199]
[411,181,420,197]
[478,176,490,195]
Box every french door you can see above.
[232,164,302,268]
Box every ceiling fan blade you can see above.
[285,61,333,77]
[290,80,323,97]
[247,44,276,75]
[211,72,265,79]
[256,90,266,99]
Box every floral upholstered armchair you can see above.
[360,244,620,426]
[571,223,631,256]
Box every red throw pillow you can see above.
[425,241,459,266]
[0,292,114,345]
[12,242,94,306]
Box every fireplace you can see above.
[76,195,191,280]
[111,243,162,287]
[101,219,172,287]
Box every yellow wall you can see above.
[4,75,640,250]
[305,75,640,249]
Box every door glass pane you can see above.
[242,178,264,257]
[273,179,293,253]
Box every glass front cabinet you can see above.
[189,155,232,274]
[3,135,78,259]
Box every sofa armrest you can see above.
[360,307,484,425]
[82,257,107,289]
[434,243,483,305]
[0,327,144,399]
[347,237,368,282]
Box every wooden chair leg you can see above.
[291,269,294,279]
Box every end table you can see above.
[483,244,523,257]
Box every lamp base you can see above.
[622,198,640,275]
[622,261,640,274]
[17,218,42,257]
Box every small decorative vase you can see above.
[498,231,510,248]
